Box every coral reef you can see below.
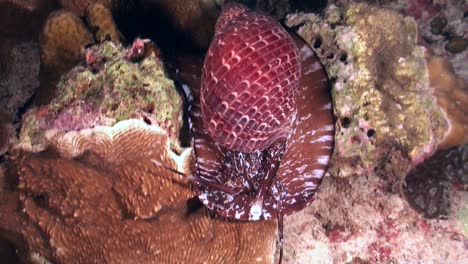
[36,10,94,105]
[1,1,466,263]
[21,40,184,152]
[279,2,468,263]
[286,3,467,180]
[0,120,277,263]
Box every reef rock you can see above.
[20,39,184,152]
[286,3,467,179]
[280,3,468,263]
[0,40,40,116]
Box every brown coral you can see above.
[0,120,277,263]
[426,55,468,149]
[36,10,94,104]
[86,3,123,43]
[39,11,93,75]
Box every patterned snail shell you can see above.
[188,2,334,221]
[201,2,300,152]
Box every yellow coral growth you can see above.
[40,11,93,69]
[36,10,93,104]
[86,3,123,43]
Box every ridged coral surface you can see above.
[0,120,277,263]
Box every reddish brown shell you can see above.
[201,3,300,152]
[179,29,334,220]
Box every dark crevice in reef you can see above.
[404,145,468,219]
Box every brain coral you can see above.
[0,120,278,263]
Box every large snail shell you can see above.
[201,3,300,152]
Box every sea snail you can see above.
[193,2,334,221]
[186,2,334,262]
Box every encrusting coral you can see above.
[21,39,184,152]
[35,3,124,105]
[280,3,468,263]
[0,120,277,263]
[286,3,467,179]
